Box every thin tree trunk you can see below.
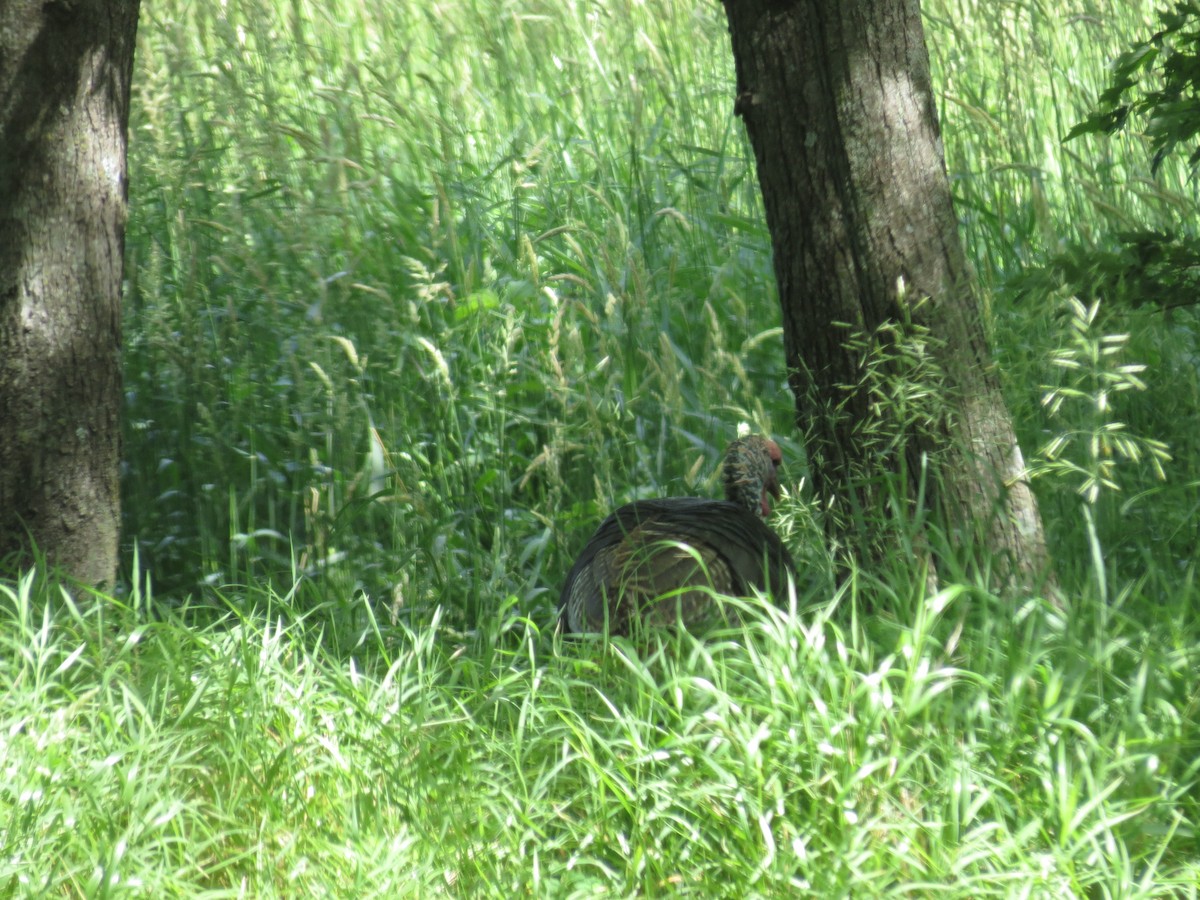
[722,0,1050,590]
[0,0,140,586]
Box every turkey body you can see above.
[559,435,795,635]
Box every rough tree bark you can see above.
[0,0,141,586]
[722,0,1051,589]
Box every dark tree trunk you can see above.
[722,0,1050,589]
[0,0,140,587]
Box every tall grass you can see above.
[122,0,1200,608]
[1,567,1195,895]
[125,0,788,617]
[928,0,1200,578]
[1,0,1197,893]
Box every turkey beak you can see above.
[761,471,781,517]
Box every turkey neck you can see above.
[721,435,780,517]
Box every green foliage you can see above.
[930,0,1200,582]
[932,0,1200,321]
[120,0,1200,614]
[839,297,949,472]
[808,292,952,565]
[1008,229,1200,311]
[1065,0,1200,172]
[124,0,789,618]
[1007,2,1200,314]
[8,0,1196,891]
[1031,298,1171,505]
[1,568,1196,895]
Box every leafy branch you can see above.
[1066,0,1200,172]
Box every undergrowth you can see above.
[1,563,1195,895]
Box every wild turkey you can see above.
[559,434,795,634]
